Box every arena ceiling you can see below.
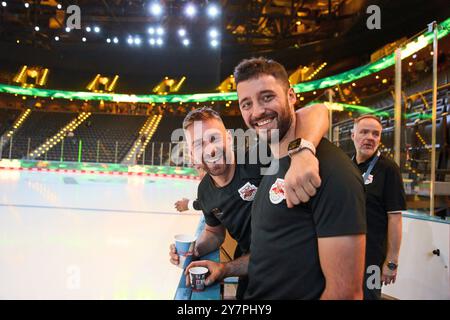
[0,0,449,92]
[0,0,448,51]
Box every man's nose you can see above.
[252,104,266,120]
[206,143,217,157]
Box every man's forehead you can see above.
[237,75,280,94]
[186,120,224,141]
[357,118,382,130]
[188,118,223,130]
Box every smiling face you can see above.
[185,118,233,177]
[351,117,382,161]
[237,74,296,143]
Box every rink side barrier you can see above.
[0,159,200,180]
[174,215,221,300]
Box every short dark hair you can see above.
[233,57,290,89]
[182,107,223,130]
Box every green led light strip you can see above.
[293,18,450,93]
[307,100,391,117]
[0,18,448,103]
[308,101,434,120]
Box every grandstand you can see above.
[40,113,148,163]
[1,110,76,160]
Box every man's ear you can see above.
[183,129,193,162]
[351,129,355,141]
[287,87,297,105]
[226,129,233,146]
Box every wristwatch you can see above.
[387,261,398,271]
[288,138,316,157]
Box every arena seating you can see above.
[0,108,20,137]
[1,110,76,160]
[0,86,447,170]
[42,113,148,163]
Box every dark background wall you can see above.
[0,41,222,94]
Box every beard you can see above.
[201,148,232,177]
[250,98,292,143]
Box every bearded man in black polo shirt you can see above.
[171,104,329,299]
[351,114,406,300]
[185,57,367,300]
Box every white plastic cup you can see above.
[189,266,209,291]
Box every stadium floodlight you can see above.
[207,4,220,18]
[210,39,219,48]
[178,28,186,37]
[94,26,100,33]
[150,2,163,16]
[82,37,87,42]
[86,26,91,32]
[113,37,119,44]
[156,38,163,46]
[185,3,196,18]
[54,36,60,41]
[34,26,40,32]
[182,38,190,46]
[209,28,219,38]
[156,27,164,36]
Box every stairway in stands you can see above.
[0,109,31,154]
[122,115,162,165]
[28,112,91,160]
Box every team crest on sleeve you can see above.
[269,178,286,204]
[238,182,258,201]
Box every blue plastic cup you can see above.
[174,234,196,269]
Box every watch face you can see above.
[288,138,302,151]
[387,262,397,271]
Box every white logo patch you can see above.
[269,178,286,204]
[364,174,374,185]
[238,182,258,201]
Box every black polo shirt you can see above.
[197,160,263,254]
[353,152,406,267]
[245,138,367,300]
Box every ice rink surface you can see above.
[0,169,201,299]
